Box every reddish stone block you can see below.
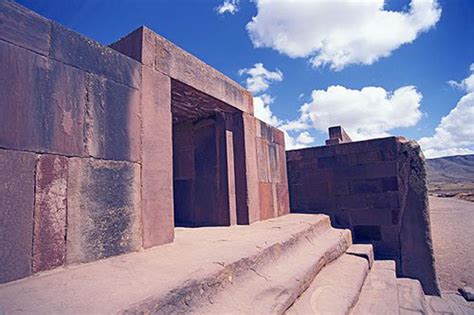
[286,150,303,162]
[256,137,270,182]
[356,151,380,164]
[51,23,141,89]
[259,182,274,220]
[66,158,141,264]
[268,143,280,183]
[0,1,50,55]
[350,178,383,194]
[274,128,285,146]
[141,68,174,247]
[0,42,87,156]
[336,194,367,210]
[366,192,400,209]
[242,113,260,223]
[350,208,393,226]
[121,27,252,114]
[328,126,352,143]
[86,75,141,162]
[33,155,67,273]
[276,183,290,216]
[0,149,36,284]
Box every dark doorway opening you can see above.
[171,79,243,227]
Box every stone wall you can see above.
[255,120,290,220]
[287,135,440,295]
[0,1,290,284]
[0,1,142,284]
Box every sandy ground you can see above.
[429,196,474,292]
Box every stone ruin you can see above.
[0,0,440,303]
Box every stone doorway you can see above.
[171,79,242,227]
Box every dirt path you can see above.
[429,196,474,292]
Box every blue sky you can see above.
[18,0,474,158]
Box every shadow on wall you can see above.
[286,126,440,296]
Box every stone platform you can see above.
[0,214,350,314]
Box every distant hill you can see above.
[426,154,474,184]
[426,154,474,201]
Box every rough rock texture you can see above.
[0,0,50,55]
[140,68,174,248]
[111,26,252,114]
[0,41,87,156]
[287,136,440,295]
[0,1,292,285]
[352,261,399,315]
[0,214,343,314]
[85,75,141,162]
[287,254,369,315]
[66,158,141,264]
[255,120,289,221]
[0,149,36,284]
[33,154,68,273]
[397,140,440,295]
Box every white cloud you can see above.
[285,85,423,141]
[239,63,312,150]
[284,131,315,150]
[419,93,474,158]
[296,131,314,144]
[420,65,474,158]
[253,94,281,126]
[239,63,283,94]
[216,0,239,15]
[447,63,474,93]
[247,0,441,70]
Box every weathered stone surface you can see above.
[0,0,50,55]
[51,22,140,89]
[259,182,274,220]
[326,126,352,145]
[242,113,260,223]
[459,287,474,302]
[352,261,399,315]
[225,130,237,225]
[277,183,290,216]
[0,149,36,284]
[0,41,87,156]
[398,140,440,295]
[66,157,141,264]
[85,75,141,162]
[112,27,252,114]
[256,137,270,182]
[288,135,439,295]
[33,154,68,273]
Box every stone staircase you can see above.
[0,214,471,314]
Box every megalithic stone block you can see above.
[0,41,87,156]
[85,75,141,162]
[33,154,68,273]
[140,68,174,248]
[0,149,36,284]
[66,157,141,264]
[0,0,50,55]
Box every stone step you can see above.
[286,252,370,315]
[0,214,348,314]
[351,260,399,315]
[397,278,429,314]
[426,294,474,315]
[190,226,352,314]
